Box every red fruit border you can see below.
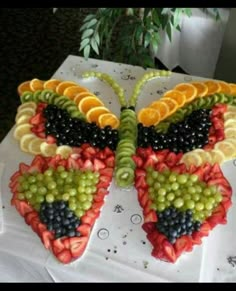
[133,147,232,263]
[9,144,115,264]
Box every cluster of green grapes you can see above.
[129,70,171,107]
[17,165,100,218]
[82,71,126,107]
[146,167,222,222]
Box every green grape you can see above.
[149,192,155,200]
[174,190,182,197]
[65,176,73,184]
[85,187,93,195]
[52,189,59,196]
[203,188,211,196]
[192,193,200,202]
[29,184,37,193]
[205,201,214,210]
[28,176,36,184]
[186,200,195,209]
[209,185,217,194]
[75,209,84,218]
[60,171,68,179]
[177,174,188,184]
[171,182,179,191]
[190,174,198,183]
[18,176,25,183]
[25,190,33,199]
[77,186,85,193]
[36,195,44,203]
[188,186,196,194]
[173,198,184,208]
[195,202,204,211]
[57,165,65,172]
[47,181,57,190]
[87,194,94,202]
[153,182,161,190]
[82,201,92,211]
[44,168,53,177]
[150,203,157,211]
[157,203,165,212]
[156,195,165,203]
[62,193,70,201]
[215,193,222,203]
[166,192,175,201]
[158,188,166,196]
[163,183,172,192]
[169,173,177,183]
[56,178,64,186]
[36,173,44,181]
[146,176,154,186]
[46,194,54,203]
[17,193,25,200]
[183,193,191,201]
[78,194,87,202]
[151,171,158,179]
[21,181,29,191]
[69,202,77,211]
[195,185,202,193]
[34,204,40,211]
[68,188,77,196]
[157,174,165,183]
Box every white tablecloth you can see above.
[155,8,230,78]
[0,55,236,282]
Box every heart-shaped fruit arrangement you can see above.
[9,73,236,264]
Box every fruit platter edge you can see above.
[1,57,236,279]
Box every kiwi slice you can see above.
[40,89,54,102]
[67,105,78,114]
[20,91,33,103]
[54,95,68,106]
[33,90,42,103]
[61,100,74,109]
[115,167,135,187]
[48,92,60,104]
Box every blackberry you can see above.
[156,207,201,244]
[39,201,81,239]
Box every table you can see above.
[155,8,230,78]
[0,55,236,282]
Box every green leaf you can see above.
[152,9,160,26]
[160,14,169,29]
[166,22,172,42]
[144,32,151,48]
[173,8,181,28]
[94,32,100,45]
[86,18,98,29]
[81,29,94,40]
[151,37,159,55]
[91,38,99,55]
[84,14,95,23]
[176,24,181,32]
[83,45,91,60]
[184,8,192,17]
[161,8,170,15]
[144,8,152,18]
[79,38,90,51]
[135,24,143,43]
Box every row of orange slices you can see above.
[18,79,120,129]
[138,80,236,127]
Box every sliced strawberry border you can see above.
[133,147,232,263]
[9,144,115,264]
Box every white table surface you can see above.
[0,55,236,282]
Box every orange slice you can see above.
[229,83,236,95]
[174,83,197,102]
[17,81,32,96]
[161,97,178,116]
[163,90,186,107]
[56,81,77,95]
[217,81,232,94]
[63,85,89,99]
[73,92,96,105]
[86,107,110,124]
[44,79,62,91]
[137,108,160,127]
[204,80,220,95]
[191,82,208,97]
[78,96,105,114]
[98,113,120,129]
[149,100,169,120]
[30,78,45,92]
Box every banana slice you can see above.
[17,102,37,112]
[193,149,212,164]
[224,119,236,128]
[214,140,236,159]
[225,138,236,147]
[227,105,236,113]
[16,114,32,125]
[209,149,225,164]
[56,145,72,159]
[224,112,236,121]
[225,127,236,139]
[13,124,32,140]
[180,151,202,167]
[15,108,35,122]
[40,142,57,157]
[28,137,44,155]
[20,133,36,152]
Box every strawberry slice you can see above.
[52,238,66,255]
[29,113,44,125]
[162,240,177,263]
[69,237,88,258]
[142,222,156,233]
[46,135,57,144]
[174,235,193,257]
[56,249,72,264]
[18,201,34,217]
[77,224,91,237]
[19,163,30,174]
[24,211,38,225]
[144,210,157,223]
[93,158,106,171]
[41,230,54,250]
[105,155,115,167]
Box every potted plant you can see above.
[79,8,220,68]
